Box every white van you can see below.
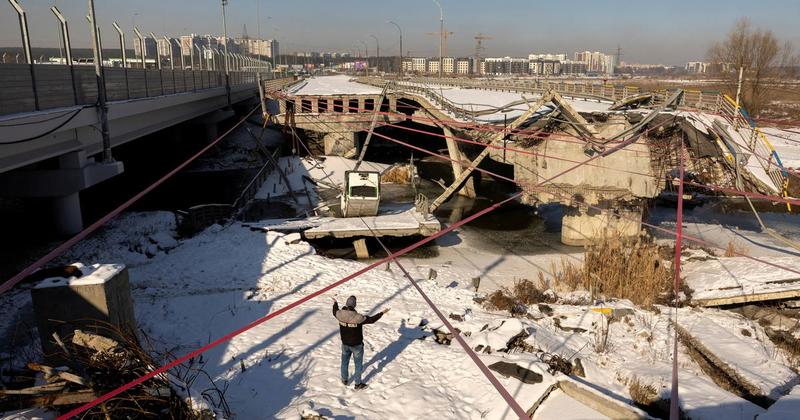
[341,171,381,217]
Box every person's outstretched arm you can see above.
[362,308,390,325]
[332,298,339,317]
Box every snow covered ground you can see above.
[290,75,383,96]
[3,202,799,419]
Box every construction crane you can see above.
[426,29,454,57]
[474,33,493,75]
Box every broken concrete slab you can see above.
[683,256,800,307]
[675,308,799,403]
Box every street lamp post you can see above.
[432,0,443,78]
[370,34,380,73]
[221,0,231,106]
[388,21,402,76]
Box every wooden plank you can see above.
[694,288,800,307]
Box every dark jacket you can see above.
[333,302,383,346]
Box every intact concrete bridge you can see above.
[266,75,794,246]
[0,62,296,234]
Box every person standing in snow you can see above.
[332,295,390,390]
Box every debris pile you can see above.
[0,324,205,418]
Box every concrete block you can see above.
[31,263,136,359]
[561,205,642,246]
[353,239,370,259]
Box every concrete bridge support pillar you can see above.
[0,151,124,236]
[442,126,475,198]
[323,132,358,158]
[561,204,643,246]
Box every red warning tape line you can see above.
[363,224,530,419]
[1,105,261,295]
[280,91,798,207]
[367,128,800,275]
[57,192,523,419]
[669,141,686,419]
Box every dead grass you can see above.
[380,164,413,184]
[550,235,675,307]
[484,279,554,314]
[724,239,750,257]
[628,376,659,407]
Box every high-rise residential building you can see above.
[574,50,612,73]
[427,59,440,74]
[560,60,587,75]
[529,53,567,62]
[411,57,426,72]
[402,59,413,72]
[484,57,528,75]
[455,58,471,74]
[442,57,455,73]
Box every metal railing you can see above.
[0,63,263,116]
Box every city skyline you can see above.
[0,0,798,65]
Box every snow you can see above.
[683,255,800,303]
[761,127,800,170]
[398,81,613,123]
[290,75,383,96]
[761,385,800,419]
[532,388,606,419]
[676,308,799,400]
[33,263,125,289]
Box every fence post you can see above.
[9,0,39,110]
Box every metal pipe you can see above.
[8,0,38,109]
[163,36,174,70]
[221,0,231,105]
[52,6,78,104]
[149,32,161,70]
[133,26,146,69]
[194,45,203,70]
[112,22,126,68]
[88,0,112,162]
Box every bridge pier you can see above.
[323,132,358,158]
[442,126,476,198]
[560,203,643,246]
[0,151,124,235]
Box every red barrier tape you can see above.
[57,192,523,419]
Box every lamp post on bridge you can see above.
[370,34,380,74]
[8,0,38,110]
[221,0,231,106]
[387,21,402,77]
[431,0,443,78]
[112,22,130,99]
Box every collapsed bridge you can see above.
[265,75,796,245]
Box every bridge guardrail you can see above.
[0,63,265,117]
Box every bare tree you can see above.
[709,18,796,116]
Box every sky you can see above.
[0,0,798,65]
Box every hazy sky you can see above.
[1,0,798,64]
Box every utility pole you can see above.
[388,21,402,77]
[88,0,112,162]
[221,0,231,106]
